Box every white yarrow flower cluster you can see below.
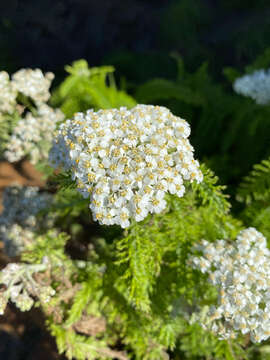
[190,228,270,342]
[12,68,54,104]
[0,262,55,314]
[0,186,53,257]
[0,72,17,113]
[5,104,64,164]
[0,68,64,164]
[50,105,203,228]
[233,69,270,105]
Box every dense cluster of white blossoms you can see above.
[49,105,203,228]
[0,68,64,164]
[0,186,53,257]
[0,261,55,314]
[12,68,54,104]
[0,68,55,113]
[190,228,270,343]
[5,104,64,164]
[233,69,270,105]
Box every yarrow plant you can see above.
[190,228,270,343]
[2,60,270,359]
[0,68,64,164]
[49,104,203,227]
[233,69,270,105]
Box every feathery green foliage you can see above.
[2,55,270,359]
[237,157,270,204]
[237,156,270,242]
[0,112,20,154]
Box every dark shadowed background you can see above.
[1,0,270,80]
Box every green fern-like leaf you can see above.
[50,325,127,360]
[237,157,270,204]
[192,164,231,216]
[0,112,21,156]
[48,171,77,190]
[65,282,93,327]
[115,220,165,313]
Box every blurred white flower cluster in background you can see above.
[190,228,270,343]
[50,104,203,228]
[0,72,17,113]
[233,69,270,105]
[0,186,54,257]
[0,68,64,164]
[5,103,64,164]
[12,69,54,104]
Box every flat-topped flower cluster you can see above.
[0,186,53,257]
[190,227,270,343]
[0,69,64,164]
[233,69,270,105]
[50,104,203,228]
